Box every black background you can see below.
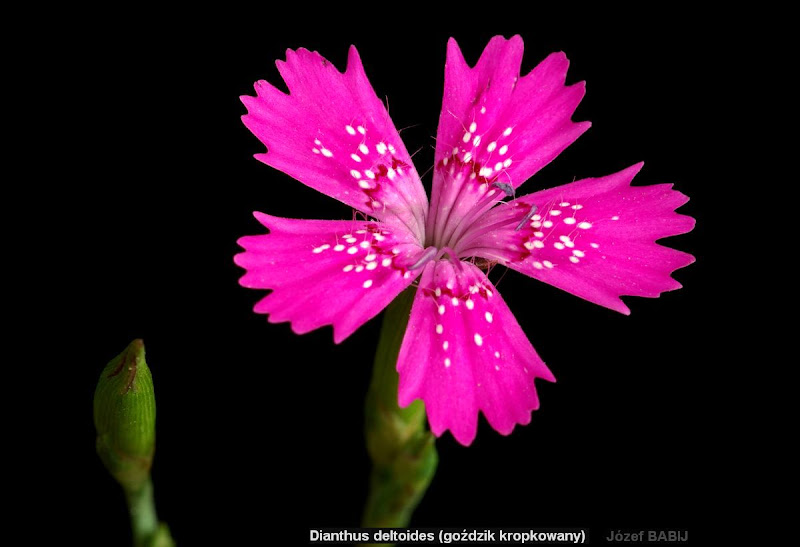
[34,12,733,546]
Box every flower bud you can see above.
[94,339,156,489]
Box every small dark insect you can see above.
[515,204,539,231]
[492,181,515,198]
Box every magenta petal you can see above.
[397,261,554,446]
[235,213,422,343]
[459,164,695,314]
[427,35,590,248]
[241,46,428,243]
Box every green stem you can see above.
[123,478,174,547]
[362,288,438,535]
[125,479,158,546]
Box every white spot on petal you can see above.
[343,264,354,272]
[444,358,451,367]
[345,125,356,135]
[321,148,333,157]
[443,340,449,350]
[533,240,544,248]
[487,141,497,152]
[469,122,477,133]
[357,125,366,135]
[533,261,544,269]
[436,324,443,334]
[350,169,361,179]
[451,297,459,306]
[578,222,593,230]
[381,258,392,267]
[543,260,554,268]
[503,127,513,136]
[554,242,565,250]
[363,279,373,288]
[612,216,619,221]
[358,180,371,189]
[376,142,387,154]
[359,143,369,155]
[365,254,377,262]
[572,204,583,210]
[347,246,358,254]
[503,159,512,168]
[499,145,508,156]
[543,221,554,228]
[550,209,562,216]
[463,132,472,143]
[563,217,576,225]
[473,135,481,146]
[590,243,600,248]
[438,304,446,315]
[359,241,370,248]
[465,299,474,310]
[569,256,580,264]
[485,312,493,323]
[334,244,345,251]
[312,244,330,253]
[350,153,361,163]
[474,333,483,346]
[494,351,500,358]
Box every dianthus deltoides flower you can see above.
[235,36,694,445]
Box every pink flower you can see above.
[235,36,694,446]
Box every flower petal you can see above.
[397,261,554,446]
[427,35,590,248]
[235,213,422,343]
[241,46,428,243]
[458,164,695,314]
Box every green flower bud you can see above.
[94,339,156,490]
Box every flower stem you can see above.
[362,287,438,534]
[123,478,175,546]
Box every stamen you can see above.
[409,246,438,270]
[493,182,515,198]
[436,247,464,272]
[515,204,539,231]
